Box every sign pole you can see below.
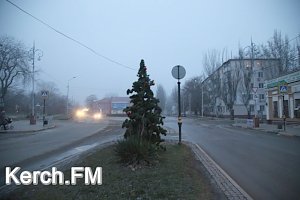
[41,90,49,126]
[172,65,186,145]
[279,85,288,131]
[178,78,182,144]
[43,98,46,126]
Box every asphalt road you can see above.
[0,118,125,190]
[164,117,300,200]
[0,119,110,168]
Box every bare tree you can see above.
[165,94,174,115]
[155,84,166,113]
[237,49,253,118]
[36,81,67,115]
[85,94,98,111]
[182,76,203,115]
[4,88,30,114]
[165,85,179,115]
[202,49,225,116]
[170,86,178,109]
[221,61,242,120]
[0,36,30,110]
[260,30,297,73]
[37,81,59,95]
[202,49,222,77]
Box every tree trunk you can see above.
[0,97,4,112]
[230,109,234,120]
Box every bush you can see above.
[115,136,158,165]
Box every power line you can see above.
[289,34,300,43]
[5,0,136,71]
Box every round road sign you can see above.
[172,65,186,80]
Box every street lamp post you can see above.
[66,76,77,118]
[30,41,43,125]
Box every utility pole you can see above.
[66,76,77,117]
[189,93,191,115]
[31,42,35,124]
[30,42,43,125]
[201,83,204,118]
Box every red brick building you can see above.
[96,97,130,115]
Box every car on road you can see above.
[74,108,103,122]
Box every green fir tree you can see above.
[122,59,167,145]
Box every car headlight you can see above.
[76,110,86,118]
[93,113,102,120]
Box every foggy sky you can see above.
[1,0,299,104]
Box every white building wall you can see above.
[205,59,280,118]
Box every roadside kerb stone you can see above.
[0,124,56,134]
[232,123,280,133]
[232,123,300,137]
[164,137,253,200]
[185,141,253,200]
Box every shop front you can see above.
[265,71,300,121]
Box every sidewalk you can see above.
[233,119,300,137]
[0,119,56,134]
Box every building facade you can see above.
[96,98,111,115]
[111,97,130,115]
[96,97,130,115]
[265,70,300,120]
[203,58,280,118]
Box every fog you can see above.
[1,0,299,104]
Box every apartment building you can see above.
[203,58,280,118]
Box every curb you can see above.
[0,124,56,134]
[232,124,280,133]
[277,132,298,137]
[231,124,298,136]
[186,141,253,200]
[164,138,253,200]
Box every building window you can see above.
[250,94,253,100]
[258,72,263,78]
[250,105,254,112]
[250,83,254,89]
[259,94,265,100]
[259,83,264,88]
[260,105,265,111]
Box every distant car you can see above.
[74,108,102,122]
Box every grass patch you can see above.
[4,143,215,200]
